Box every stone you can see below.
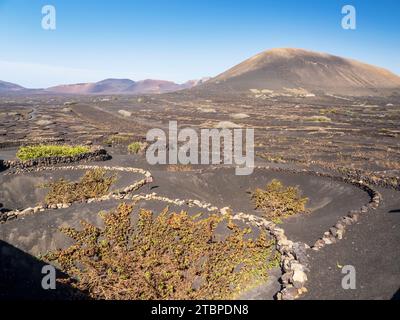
[280,287,299,300]
[282,258,292,273]
[289,262,305,272]
[278,238,293,247]
[342,216,353,226]
[281,272,293,284]
[314,239,325,249]
[335,222,345,230]
[220,207,231,215]
[33,206,41,213]
[348,213,359,222]
[322,237,333,245]
[292,242,309,265]
[230,113,250,120]
[290,270,308,289]
[292,270,307,283]
[214,121,242,129]
[329,227,338,237]
[6,214,17,221]
[118,110,132,117]
[0,212,9,222]
[21,207,34,215]
[193,200,202,207]
[298,287,308,294]
[336,229,344,240]
[278,245,291,255]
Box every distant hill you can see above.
[0,78,204,95]
[202,48,400,96]
[45,78,200,95]
[90,79,136,93]
[0,80,26,93]
[46,79,135,95]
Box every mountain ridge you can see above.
[2,49,400,96]
[45,78,200,95]
[0,78,208,95]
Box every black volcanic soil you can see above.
[0,151,369,252]
[0,152,374,300]
[303,187,400,300]
[1,93,399,177]
[1,86,399,300]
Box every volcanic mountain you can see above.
[203,48,400,95]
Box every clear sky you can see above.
[0,0,399,88]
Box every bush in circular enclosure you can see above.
[42,168,115,205]
[45,203,279,300]
[252,179,308,219]
[16,144,90,161]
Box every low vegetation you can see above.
[103,135,147,154]
[305,115,331,123]
[42,168,115,205]
[16,145,90,161]
[103,135,132,146]
[45,203,279,300]
[252,179,308,219]
[319,108,339,115]
[127,141,147,154]
[166,164,193,172]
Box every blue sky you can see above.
[0,0,399,88]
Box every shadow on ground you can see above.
[0,160,7,173]
[0,240,87,300]
[392,288,400,300]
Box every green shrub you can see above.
[16,145,89,161]
[305,116,331,122]
[252,179,308,218]
[166,164,193,172]
[128,142,146,154]
[45,203,279,300]
[103,135,132,146]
